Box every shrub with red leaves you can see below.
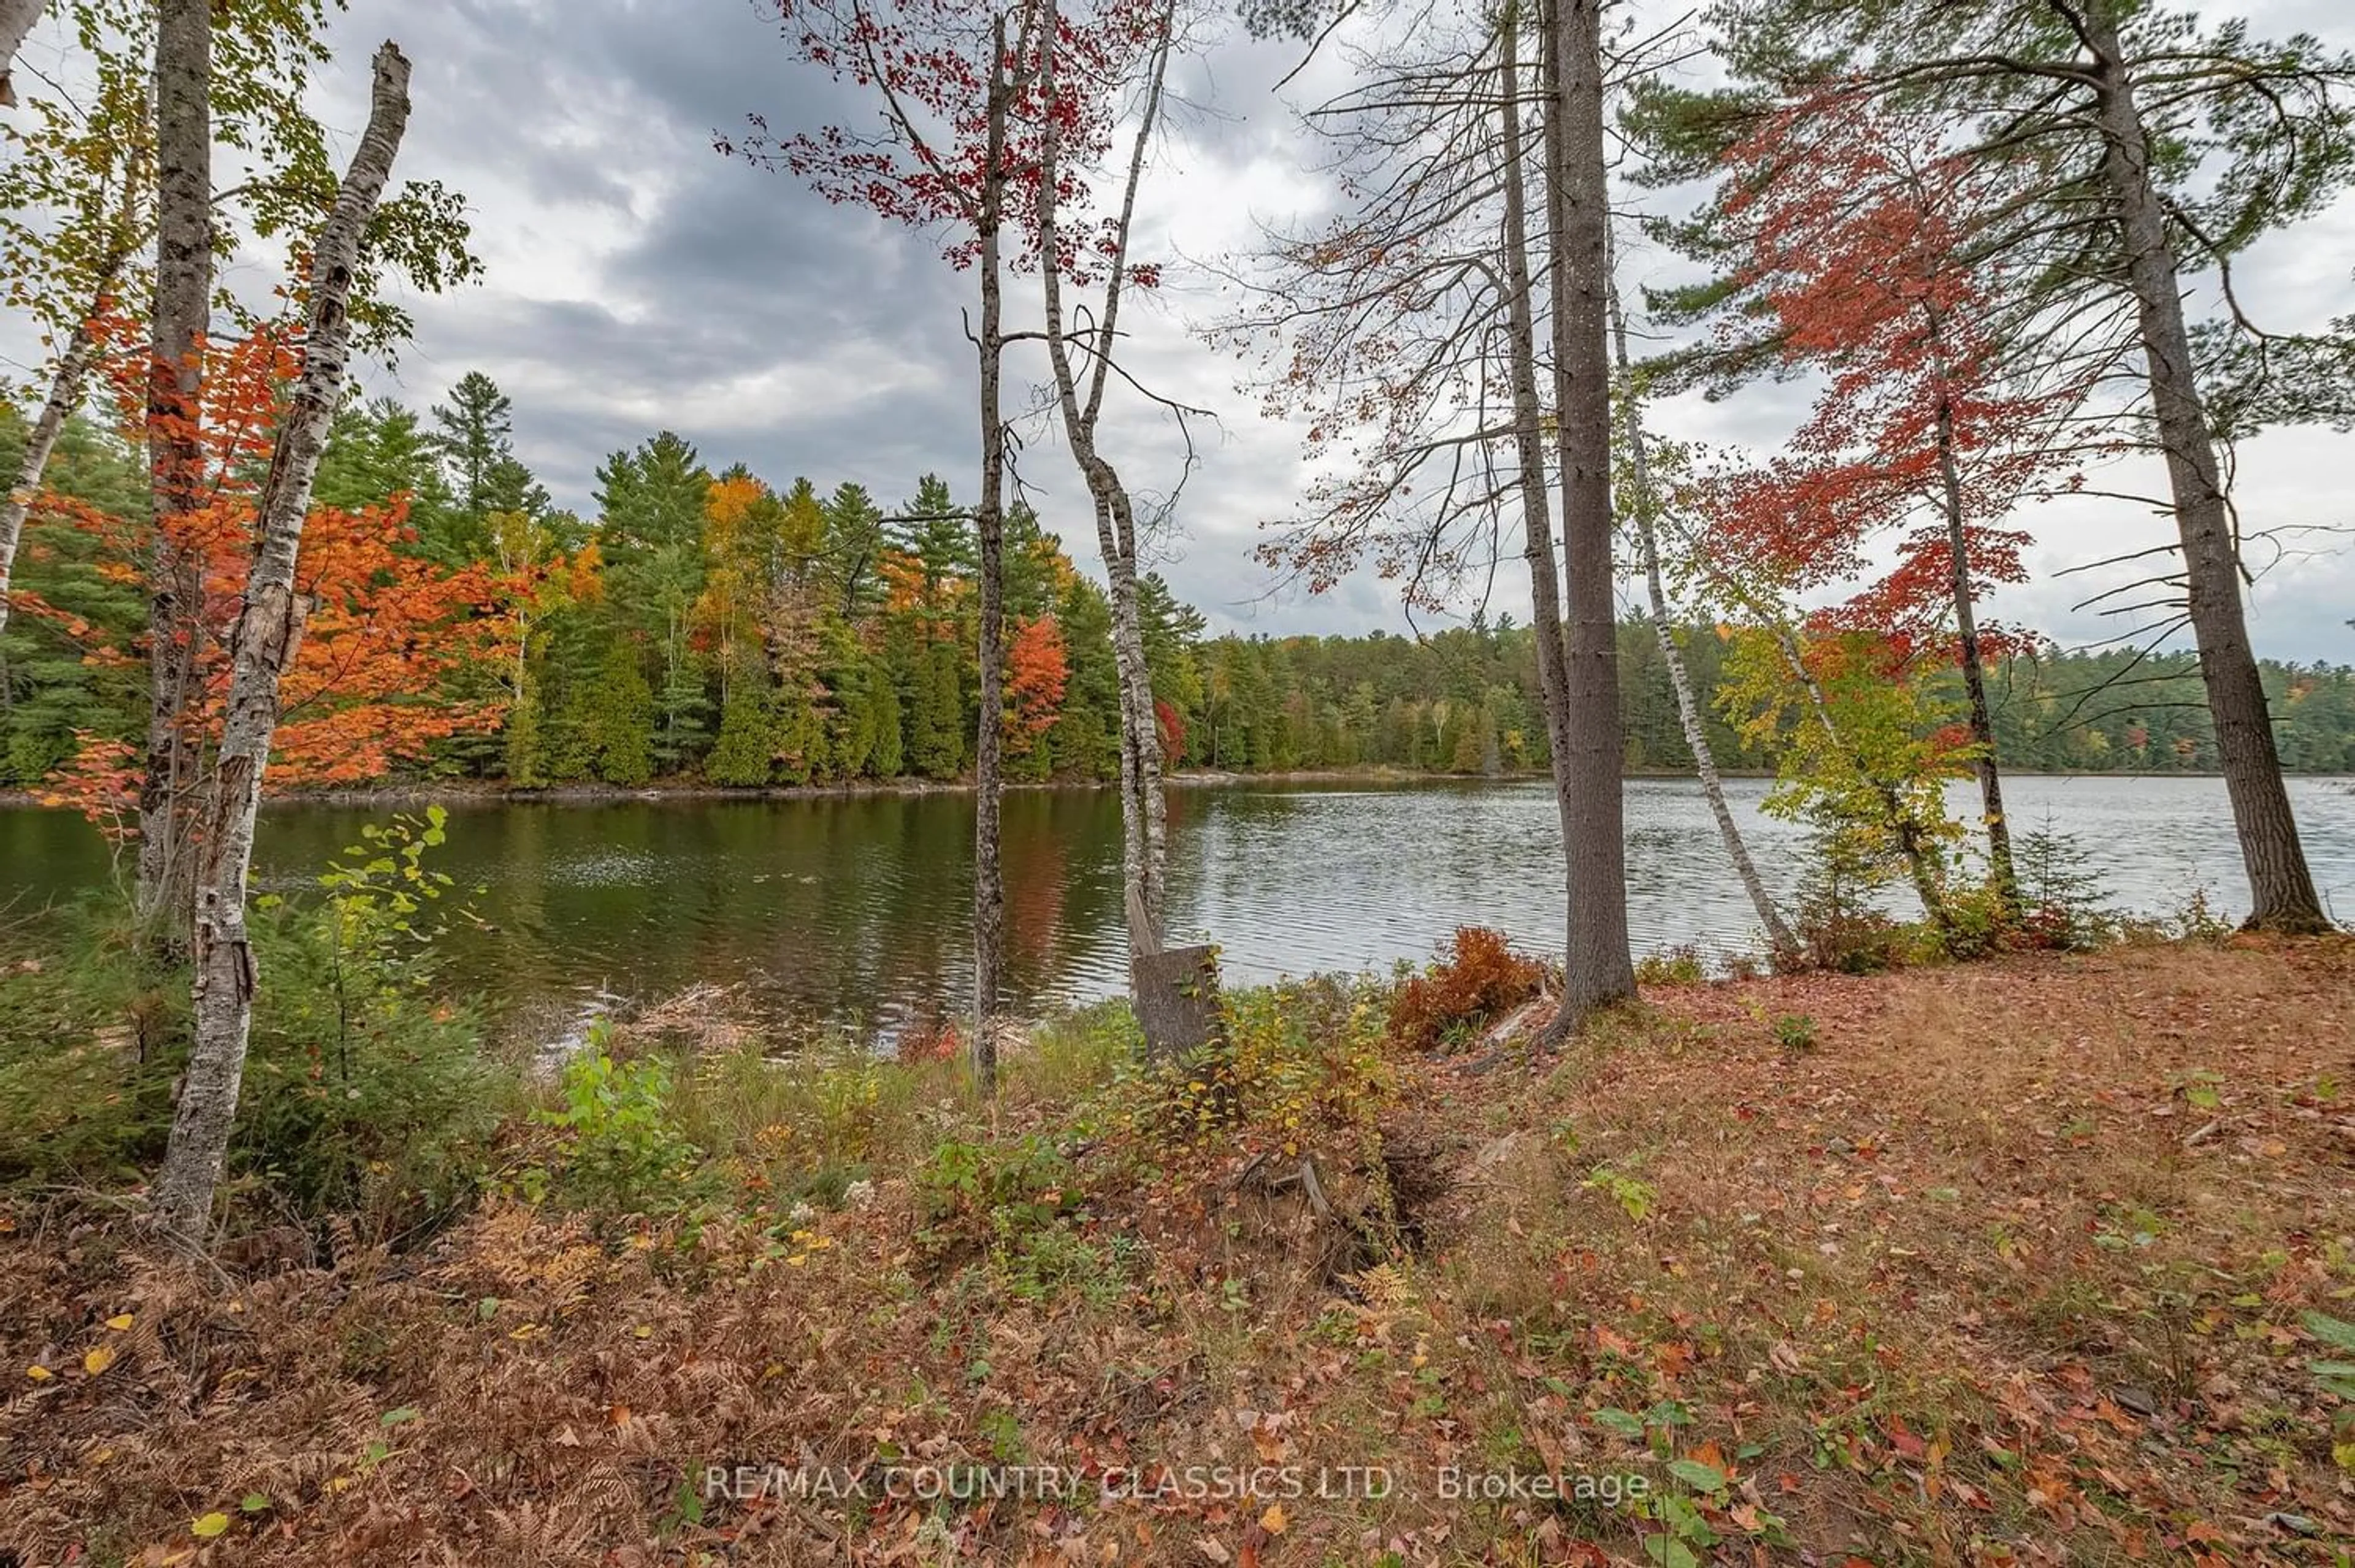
[896,1018,962,1065]
[1387,926,1544,1051]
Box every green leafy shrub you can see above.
[917,1133,1079,1251]
[1209,974,1393,1145]
[0,816,510,1235]
[1634,944,1707,987]
[535,1027,703,1211]
[231,809,509,1227]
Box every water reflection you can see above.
[3,775,2349,1034]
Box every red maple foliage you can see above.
[725,0,1166,286]
[1706,91,2098,672]
[26,314,523,825]
[1152,694,1184,761]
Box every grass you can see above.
[2,936,2352,1565]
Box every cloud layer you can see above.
[12,0,2351,657]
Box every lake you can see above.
[4,775,2351,1037]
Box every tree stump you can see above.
[1133,943,1220,1063]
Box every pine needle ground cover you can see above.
[2,937,2350,1566]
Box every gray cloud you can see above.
[88,0,2355,657]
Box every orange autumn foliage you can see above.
[1002,613,1068,746]
[1386,925,1545,1051]
[28,315,524,822]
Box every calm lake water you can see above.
[4,776,2351,1036]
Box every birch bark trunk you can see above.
[150,41,413,1244]
[1606,268,1798,960]
[0,316,102,641]
[137,0,213,960]
[2079,0,2326,933]
[2,215,145,640]
[1035,0,1175,980]
[0,0,42,107]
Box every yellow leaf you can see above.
[26,1364,53,1381]
[191,1512,231,1539]
[1258,1501,1289,1535]
[83,1344,117,1375]
[106,1313,135,1331]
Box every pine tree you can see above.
[429,372,547,560]
[597,432,713,770]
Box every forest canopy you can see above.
[4,386,2351,800]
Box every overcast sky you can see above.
[9,0,2353,659]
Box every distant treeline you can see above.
[4,388,2351,795]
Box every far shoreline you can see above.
[6,766,2349,813]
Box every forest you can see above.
[2,0,2353,1564]
[7,386,2352,797]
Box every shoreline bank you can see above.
[7,765,2342,812]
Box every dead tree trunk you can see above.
[137,0,213,962]
[1607,269,1798,961]
[2083,1,2327,934]
[1541,0,1635,1031]
[0,0,42,107]
[149,42,413,1244]
[1035,0,1176,972]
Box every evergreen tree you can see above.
[429,372,547,560]
[870,664,905,779]
[587,639,655,786]
[0,415,148,786]
[315,393,457,555]
[706,652,776,786]
[596,431,713,771]
[821,481,889,619]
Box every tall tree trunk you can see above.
[1606,269,1798,960]
[2081,1,2327,933]
[0,0,42,106]
[1035,0,1174,972]
[1928,376,2016,909]
[138,0,213,962]
[1496,4,1580,887]
[969,20,1013,1092]
[150,42,413,1242]
[1541,0,1635,1031]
